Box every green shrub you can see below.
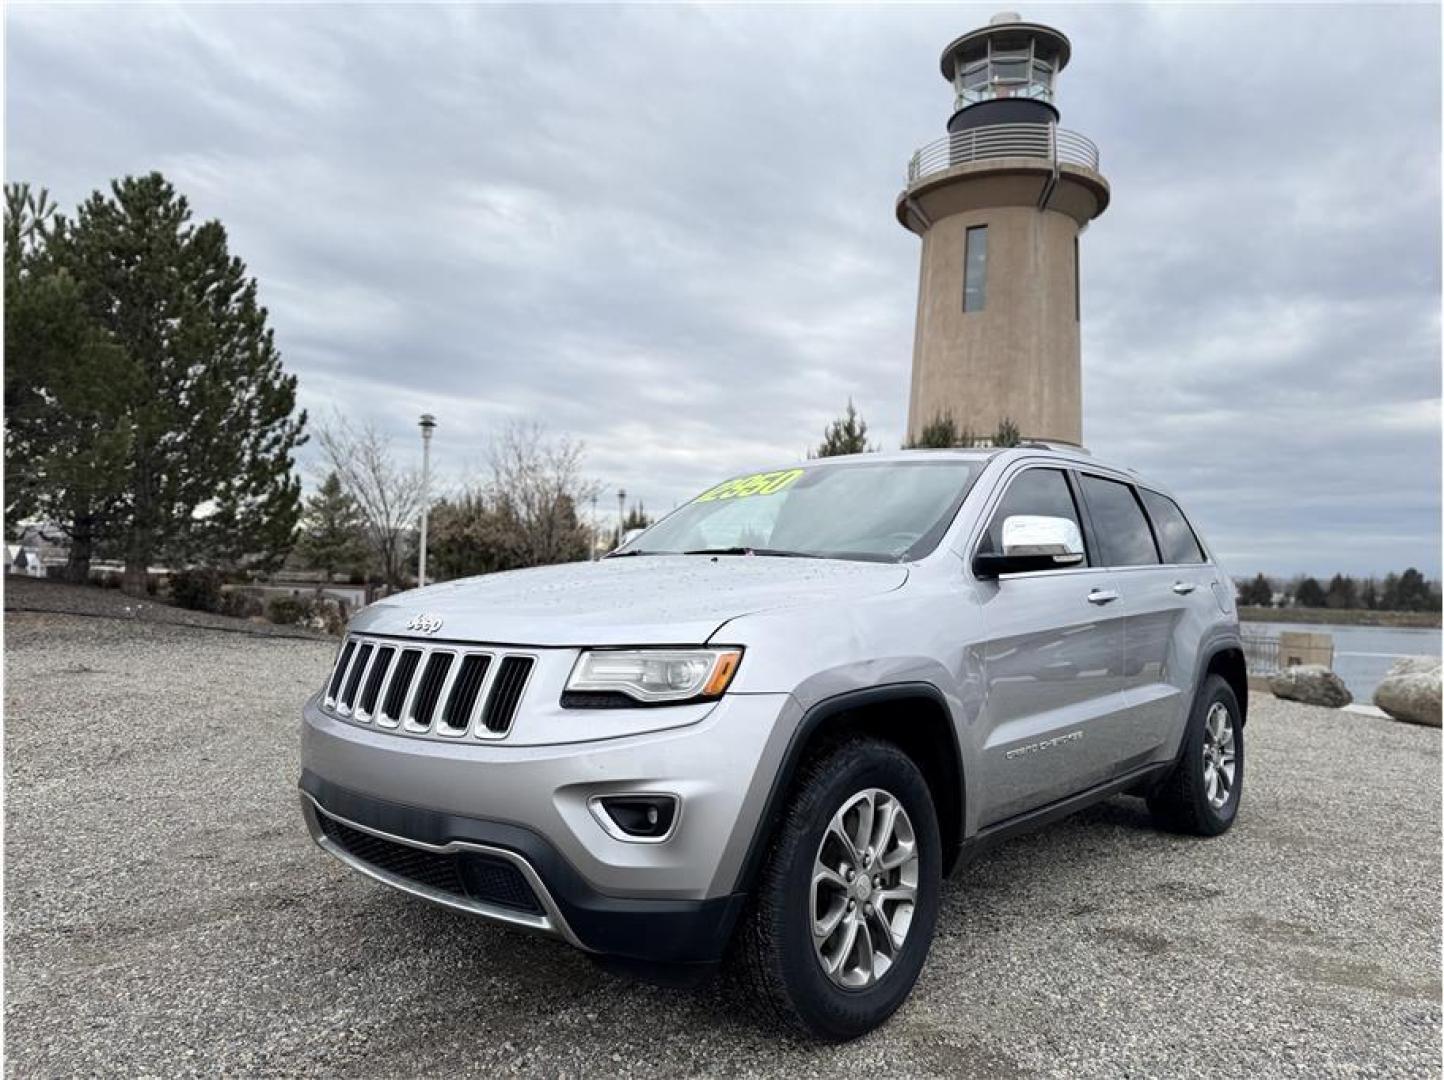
[265,595,309,625]
[170,568,224,612]
[220,589,264,619]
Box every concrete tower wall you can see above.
[906,199,1081,444]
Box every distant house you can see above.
[6,545,45,578]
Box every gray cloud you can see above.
[6,3,1439,576]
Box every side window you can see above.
[979,468,1086,562]
[1077,475,1160,567]
[1140,489,1206,565]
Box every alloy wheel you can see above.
[1201,701,1237,811]
[810,788,920,989]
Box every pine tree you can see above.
[296,473,369,581]
[614,501,652,547]
[56,173,307,592]
[1360,578,1379,610]
[1393,567,1434,612]
[1324,573,1358,610]
[907,412,961,449]
[1380,572,1401,611]
[1293,576,1327,609]
[813,400,874,457]
[3,183,134,582]
[992,416,1022,448]
[1237,573,1273,607]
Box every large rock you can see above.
[1373,656,1442,727]
[1269,664,1352,708]
[1383,655,1441,678]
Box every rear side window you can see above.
[1077,475,1159,567]
[979,468,1087,563]
[1139,490,1206,565]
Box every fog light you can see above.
[590,794,679,842]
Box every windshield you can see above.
[616,459,981,562]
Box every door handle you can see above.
[1171,581,1197,595]
[1087,589,1119,605]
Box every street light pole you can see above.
[418,414,436,589]
[590,493,599,561]
[616,487,626,548]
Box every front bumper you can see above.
[300,690,796,965]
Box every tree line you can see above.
[812,400,1023,458]
[1235,570,1440,613]
[295,417,606,586]
[6,173,610,597]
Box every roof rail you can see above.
[1019,441,1090,455]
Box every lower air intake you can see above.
[317,812,542,914]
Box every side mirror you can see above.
[973,514,1086,579]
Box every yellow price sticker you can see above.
[693,468,804,503]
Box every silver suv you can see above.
[300,447,1245,1040]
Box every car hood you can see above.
[350,556,910,646]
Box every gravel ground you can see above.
[5,611,1440,1078]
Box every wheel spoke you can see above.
[879,835,916,871]
[868,901,905,949]
[850,793,875,862]
[877,882,917,905]
[813,899,847,943]
[813,863,848,893]
[827,814,863,868]
[873,797,900,862]
[852,914,876,983]
[829,914,860,976]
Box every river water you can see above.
[1248,621,1441,701]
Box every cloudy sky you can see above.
[6,3,1440,577]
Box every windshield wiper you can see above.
[605,549,658,558]
[681,546,815,558]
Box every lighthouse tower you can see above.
[899,12,1109,446]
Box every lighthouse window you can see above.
[963,225,988,313]
[992,56,1029,84]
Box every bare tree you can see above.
[488,422,599,567]
[314,412,422,588]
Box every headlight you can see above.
[563,647,743,706]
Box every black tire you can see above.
[730,737,942,1041]
[1148,674,1244,836]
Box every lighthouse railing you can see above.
[906,123,1100,185]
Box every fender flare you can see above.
[727,681,965,898]
[1197,639,1249,726]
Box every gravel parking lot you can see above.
[5,608,1440,1078]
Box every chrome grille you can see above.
[407,652,454,730]
[381,648,422,724]
[322,635,534,739]
[339,642,373,711]
[481,655,534,734]
[442,654,491,732]
[357,645,393,718]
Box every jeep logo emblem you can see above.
[405,613,444,635]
